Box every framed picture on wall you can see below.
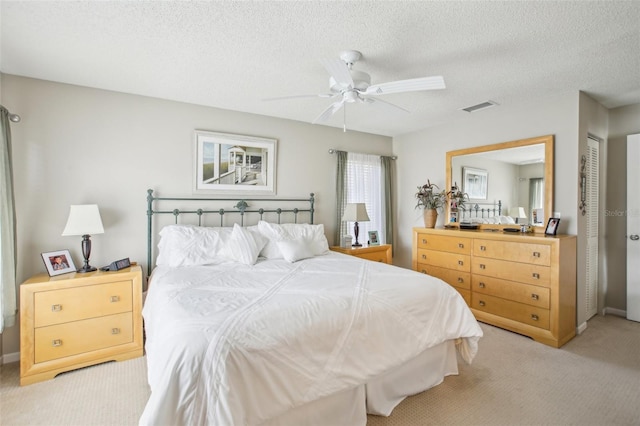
[194,130,277,195]
[462,167,488,200]
[41,249,76,276]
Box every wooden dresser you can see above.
[412,228,576,347]
[330,244,392,264]
[19,265,144,385]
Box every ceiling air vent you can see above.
[461,100,498,113]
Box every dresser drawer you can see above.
[34,280,133,327]
[418,264,471,290]
[456,288,471,305]
[471,293,550,330]
[472,276,550,309]
[416,234,471,254]
[472,257,550,287]
[34,312,134,363]
[417,249,470,272]
[473,239,551,266]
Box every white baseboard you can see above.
[603,307,627,317]
[1,351,19,365]
[577,321,588,335]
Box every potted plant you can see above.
[415,180,447,228]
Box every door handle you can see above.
[630,235,640,241]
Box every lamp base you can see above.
[77,265,97,273]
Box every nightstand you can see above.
[19,265,144,386]
[330,244,392,264]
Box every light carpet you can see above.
[1,315,639,425]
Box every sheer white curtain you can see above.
[345,152,385,243]
[1,106,17,332]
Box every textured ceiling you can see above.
[1,1,639,137]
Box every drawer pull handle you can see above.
[533,251,541,257]
[479,300,486,307]
[422,254,426,259]
[480,245,486,251]
[532,273,540,279]
[457,277,464,283]
[479,282,486,288]
[422,239,427,244]
[52,339,62,347]
[110,296,120,303]
[531,314,539,321]
[458,260,464,266]
[479,264,486,269]
[111,328,121,335]
[458,243,464,248]
[531,293,539,300]
[51,304,62,312]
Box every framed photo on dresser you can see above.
[41,249,76,276]
[545,217,560,235]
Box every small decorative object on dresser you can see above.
[19,265,144,385]
[41,249,76,276]
[330,244,392,264]
[415,180,447,228]
[412,227,577,348]
[368,230,380,246]
[545,217,560,235]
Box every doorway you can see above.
[627,133,640,322]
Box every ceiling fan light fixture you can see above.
[461,100,499,113]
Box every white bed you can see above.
[140,194,482,426]
[139,219,483,425]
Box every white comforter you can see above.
[140,252,482,425]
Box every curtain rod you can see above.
[328,149,397,160]
[0,105,21,123]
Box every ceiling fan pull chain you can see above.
[343,105,347,132]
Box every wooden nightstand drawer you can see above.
[329,244,392,264]
[34,280,133,327]
[473,239,551,266]
[417,249,470,272]
[472,293,550,329]
[35,312,133,363]
[357,251,389,263]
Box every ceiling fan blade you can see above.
[363,97,411,113]
[263,93,335,101]
[364,75,445,96]
[320,58,354,88]
[313,100,345,123]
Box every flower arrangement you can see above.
[447,182,468,211]
[415,180,447,211]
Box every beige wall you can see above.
[0,74,392,357]
[606,104,640,312]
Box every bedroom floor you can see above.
[1,315,639,425]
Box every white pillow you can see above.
[156,225,226,267]
[221,223,266,265]
[277,238,315,263]
[257,221,329,258]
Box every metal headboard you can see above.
[459,200,502,221]
[146,189,315,276]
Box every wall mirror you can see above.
[446,135,554,229]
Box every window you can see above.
[344,152,385,243]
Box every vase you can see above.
[423,209,438,228]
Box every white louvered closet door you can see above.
[585,137,600,319]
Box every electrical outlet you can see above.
[553,212,561,218]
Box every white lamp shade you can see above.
[509,207,527,219]
[342,203,370,222]
[62,204,105,236]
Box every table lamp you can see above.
[510,207,528,224]
[341,203,370,247]
[62,204,104,273]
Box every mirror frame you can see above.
[446,134,554,230]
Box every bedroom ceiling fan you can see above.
[264,50,446,131]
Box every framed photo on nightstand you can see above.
[368,231,380,246]
[41,249,76,276]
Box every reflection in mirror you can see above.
[446,135,554,228]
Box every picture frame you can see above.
[368,230,380,246]
[41,249,76,276]
[545,217,560,235]
[462,167,488,200]
[194,130,277,195]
